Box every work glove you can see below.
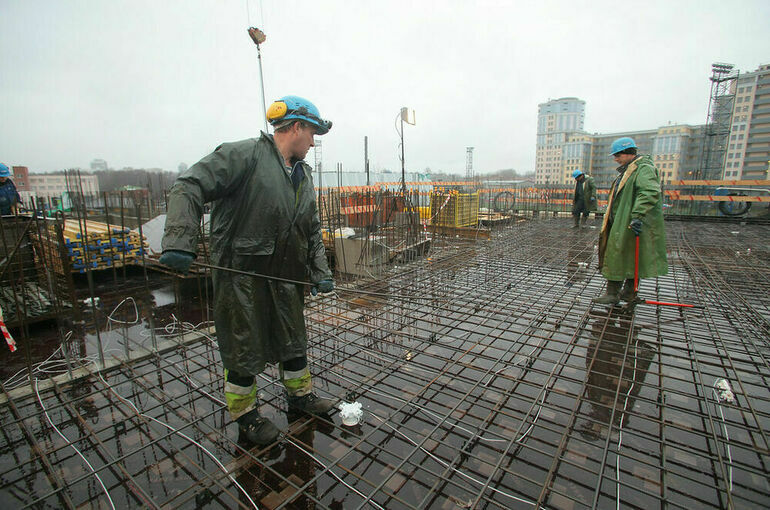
[311,279,335,296]
[159,250,195,273]
[629,218,643,236]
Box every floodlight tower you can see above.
[466,147,474,181]
[697,62,738,181]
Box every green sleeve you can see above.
[631,163,661,220]
[162,142,254,254]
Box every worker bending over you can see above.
[161,96,336,445]
[594,137,668,304]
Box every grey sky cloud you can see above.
[1,0,768,175]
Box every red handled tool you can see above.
[634,235,699,308]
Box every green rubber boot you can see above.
[619,279,637,302]
[593,280,622,305]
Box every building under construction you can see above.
[0,175,769,509]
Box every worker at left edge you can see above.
[160,95,336,446]
[0,163,22,216]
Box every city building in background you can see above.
[535,98,585,185]
[28,172,99,199]
[727,63,770,180]
[10,166,30,191]
[90,158,109,171]
[535,63,769,186]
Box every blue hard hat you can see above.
[266,95,332,135]
[572,169,583,179]
[0,163,9,177]
[609,137,637,155]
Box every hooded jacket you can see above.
[162,132,331,373]
[573,175,597,213]
[598,154,668,281]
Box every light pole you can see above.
[398,107,415,195]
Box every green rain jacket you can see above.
[162,132,331,374]
[573,175,597,213]
[598,155,668,281]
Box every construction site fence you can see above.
[320,180,770,219]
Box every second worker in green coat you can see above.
[594,137,668,305]
[160,96,337,446]
[571,169,596,228]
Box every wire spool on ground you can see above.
[493,191,515,212]
[718,193,751,217]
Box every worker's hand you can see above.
[159,250,195,273]
[311,279,335,296]
[629,218,643,236]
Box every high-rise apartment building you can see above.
[726,64,770,180]
[535,98,585,184]
[535,63,769,186]
[537,110,705,188]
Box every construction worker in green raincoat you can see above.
[571,169,596,228]
[160,96,337,446]
[594,137,668,304]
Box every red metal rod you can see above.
[635,233,698,308]
[634,235,640,292]
[643,300,697,308]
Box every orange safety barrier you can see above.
[665,191,770,202]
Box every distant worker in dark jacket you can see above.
[160,96,336,446]
[0,163,21,216]
[571,169,596,228]
[594,137,668,304]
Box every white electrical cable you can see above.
[93,369,259,509]
[27,296,256,508]
[368,411,542,508]
[615,341,639,510]
[712,382,734,492]
[34,379,116,510]
[179,369,385,509]
[314,330,545,444]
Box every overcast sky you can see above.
[1,0,768,175]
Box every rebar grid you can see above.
[1,217,769,509]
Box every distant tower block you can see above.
[466,147,474,180]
